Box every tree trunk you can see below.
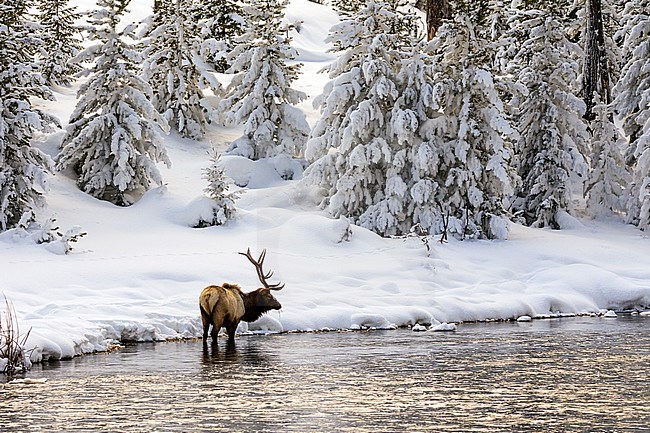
[583,0,610,121]
[424,0,451,40]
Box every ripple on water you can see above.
[1,317,649,432]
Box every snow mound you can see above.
[430,322,457,332]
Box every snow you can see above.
[1,0,650,364]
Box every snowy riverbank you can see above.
[1,0,649,363]
[3,157,649,362]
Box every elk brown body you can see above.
[199,249,284,343]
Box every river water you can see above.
[1,316,649,432]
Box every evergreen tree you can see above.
[56,0,171,206]
[612,1,649,229]
[333,0,366,18]
[584,94,630,216]
[635,137,650,230]
[612,1,648,152]
[152,0,174,23]
[194,0,243,73]
[195,148,240,227]
[510,9,589,228]
[306,1,424,234]
[2,0,32,27]
[600,1,623,90]
[0,0,59,231]
[582,0,612,121]
[218,0,309,161]
[483,1,525,83]
[358,41,440,236]
[141,0,221,140]
[420,0,451,40]
[37,0,83,86]
[424,8,516,239]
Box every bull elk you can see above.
[199,248,284,343]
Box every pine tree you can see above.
[635,139,650,230]
[355,40,442,237]
[153,0,174,23]
[582,0,622,120]
[612,1,649,229]
[420,0,451,40]
[194,0,243,73]
[141,0,221,140]
[510,9,589,229]
[0,0,59,231]
[305,1,423,234]
[195,148,240,227]
[612,1,648,156]
[333,0,366,17]
[218,0,309,162]
[483,0,524,94]
[424,7,516,239]
[2,0,32,27]
[584,94,630,216]
[36,0,83,86]
[56,0,171,206]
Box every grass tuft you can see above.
[0,295,33,376]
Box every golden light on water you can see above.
[2,318,649,432]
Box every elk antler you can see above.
[239,248,285,290]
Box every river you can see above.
[1,316,649,432]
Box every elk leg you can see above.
[201,315,210,341]
[211,321,222,341]
[226,322,238,343]
[211,313,226,341]
[200,304,212,341]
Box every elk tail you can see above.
[200,303,213,327]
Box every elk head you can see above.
[238,248,283,321]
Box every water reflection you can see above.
[201,340,239,364]
[1,317,649,432]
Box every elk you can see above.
[199,248,284,343]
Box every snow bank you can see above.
[4,170,649,363]
[1,1,649,363]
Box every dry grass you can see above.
[0,296,32,376]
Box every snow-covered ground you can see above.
[2,0,649,363]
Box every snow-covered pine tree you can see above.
[333,0,366,17]
[584,94,630,216]
[152,0,174,23]
[56,0,171,206]
[635,135,650,231]
[194,0,243,73]
[417,0,452,40]
[2,0,31,26]
[195,148,240,227]
[305,0,423,235]
[141,0,221,140]
[483,0,527,112]
[600,1,623,93]
[0,0,59,231]
[582,0,613,121]
[510,8,589,229]
[424,6,516,239]
[612,1,649,229]
[364,41,442,237]
[218,0,309,162]
[36,0,83,86]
